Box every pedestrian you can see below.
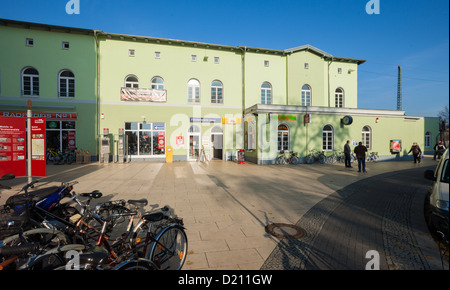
[354,141,367,173]
[408,142,422,163]
[344,140,352,168]
[433,141,446,160]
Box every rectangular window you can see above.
[62,41,70,49]
[155,51,161,58]
[26,38,34,47]
[304,63,309,69]
[264,60,269,67]
[124,122,165,157]
[338,68,342,74]
[128,49,135,57]
[191,55,197,62]
[214,57,220,64]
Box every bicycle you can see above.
[366,152,379,162]
[69,193,187,270]
[276,151,287,165]
[305,149,326,164]
[286,151,299,165]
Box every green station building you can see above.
[0,18,440,164]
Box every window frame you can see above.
[187,78,201,103]
[124,75,139,88]
[58,69,75,98]
[211,80,223,104]
[301,84,312,106]
[425,131,432,148]
[151,76,165,90]
[335,87,344,108]
[21,67,40,97]
[322,124,334,152]
[277,124,290,152]
[361,125,372,150]
[261,82,272,104]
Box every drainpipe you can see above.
[327,57,334,107]
[94,30,101,161]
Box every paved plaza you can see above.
[0,157,446,270]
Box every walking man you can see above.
[408,142,422,163]
[354,141,368,173]
[433,141,446,160]
[344,140,352,168]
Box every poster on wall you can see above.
[0,116,27,177]
[158,132,165,149]
[120,88,167,102]
[31,117,46,177]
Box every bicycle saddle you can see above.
[142,212,165,222]
[80,190,102,198]
[128,199,148,207]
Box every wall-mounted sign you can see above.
[304,114,311,124]
[30,117,46,177]
[190,117,222,123]
[0,111,77,120]
[120,87,167,102]
[278,115,297,121]
[0,116,27,177]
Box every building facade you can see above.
[0,18,440,164]
[0,19,98,156]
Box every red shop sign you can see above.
[0,111,77,119]
[0,116,27,177]
[158,132,165,149]
[30,117,46,177]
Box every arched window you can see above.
[151,76,164,90]
[335,88,344,108]
[187,79,200,103]
[261,82,272,104]
[362,126,372,149]
[322,125,334,151]
[124,75,139,88]
[58,70,75,97]
[425,131,432,148]
[278,124,289,152]
[211,80,223,104]
[301,84,311,106]
[22,67,39,96]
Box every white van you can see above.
[424,148,449,238]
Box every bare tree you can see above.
[438,105,449,130]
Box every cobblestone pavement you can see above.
[261,165,447,270]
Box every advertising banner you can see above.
[30,117,46,177]
[0,116,27,177]
[158,132,165,149]
[120,87,167,102]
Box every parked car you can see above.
[424,148,449,239]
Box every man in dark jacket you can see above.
[354,142,368,173]
[408,142,422,163]
[344,140,352,168]
[433,141,446,160]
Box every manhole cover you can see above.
[265,223,307,239]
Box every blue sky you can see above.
[0,0,448,117]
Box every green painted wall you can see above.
[0,23,98,155]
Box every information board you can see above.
[0,116,27,177]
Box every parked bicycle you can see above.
[305,149,326,164]
[366,152,379,162]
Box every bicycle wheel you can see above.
[319,155,326,164]
[290,156,298,165]
[115,259,159,270]
[148,224,187,270]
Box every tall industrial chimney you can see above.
[397,65,402,111]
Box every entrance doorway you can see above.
[188,125,200,161]
[211,126,223,160]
